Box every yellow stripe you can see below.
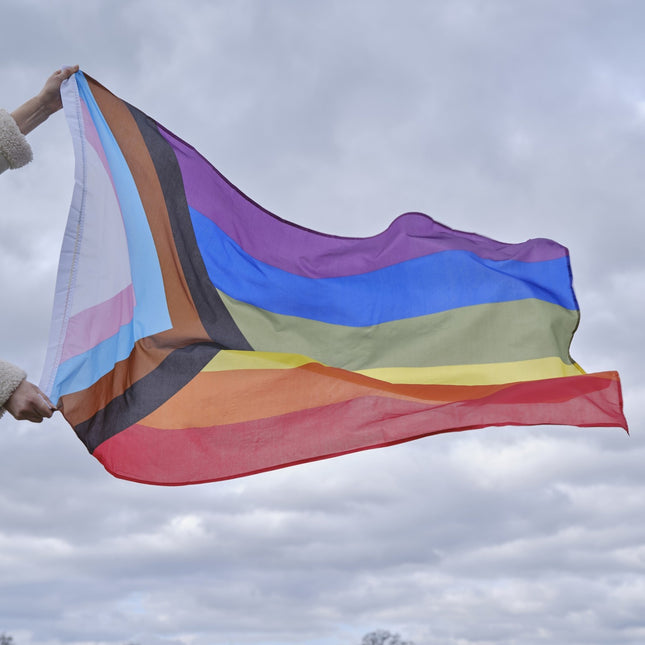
[204,351,585,385]
[357,357,584,385]
[203,351,314,372]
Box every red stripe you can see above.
[92,372,626,485]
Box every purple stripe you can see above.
[61,285,135,362]
[158,125,567,278]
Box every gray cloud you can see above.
[1,1,643,644]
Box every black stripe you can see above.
[126,104,252,350]
[75,105,251,452]
[75,343,219,453]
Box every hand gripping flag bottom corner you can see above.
[40,71,628,486]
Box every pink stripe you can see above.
[81,99,112,174]
[61,284,135,362]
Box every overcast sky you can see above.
[1,1,644,644]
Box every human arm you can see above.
[9,64,79,135]
[3,379,56,423]
[1,65,79,174]
[0,360,56,422]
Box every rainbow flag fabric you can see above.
[41,71,627,485]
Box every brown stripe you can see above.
[62,76,209,426]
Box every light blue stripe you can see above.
[50,73,172,399]
[191,207,578,327]
[50,323,138,403]
[75,72,170,337]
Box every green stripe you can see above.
[218,292,579,371]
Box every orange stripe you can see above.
[139,364,620,429]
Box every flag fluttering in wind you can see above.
[41,71,627,485]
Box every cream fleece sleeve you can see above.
[0,107,33,174]
[0,359,27,418]
[1,109,34,415]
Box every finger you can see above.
[61,64,79,79]
[25,396,54,421]
[17,409,42,423]
[31,404,48,422]
[37,389,55,410]
[33,401,54,418]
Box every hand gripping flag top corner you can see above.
[40,70,628,485]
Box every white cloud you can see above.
[1,1,644,644]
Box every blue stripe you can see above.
[191,208,578,327]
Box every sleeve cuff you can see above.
[0,359,27,416]
[0,108,33,173]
